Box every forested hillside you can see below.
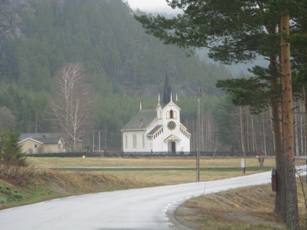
[1,0,229,93]
[0,0,232,148]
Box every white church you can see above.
[121,79,191,153]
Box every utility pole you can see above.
[92,131,95,152]
[104,126,108,149]
[98,130,101,152]
[196,96,201,182]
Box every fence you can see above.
[28,151,258,158]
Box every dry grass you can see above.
[176,183,307,230]
[28,157,275,185]
[100,168,267,185]
[28,156,276,169]
[0,157,275,210]
[0,164,148,209]
[0,164,141,189]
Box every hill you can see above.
[0,0,231,147]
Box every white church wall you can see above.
[122,131,146,152]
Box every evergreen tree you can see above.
[135,1,306,227]
[0,131,26,166]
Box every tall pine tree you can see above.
[135,1,306,227]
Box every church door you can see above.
[168,141,176,153]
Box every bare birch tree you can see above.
[51,64,92,151]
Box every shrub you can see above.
[0,164,35,186]
[0,184,23,201]
[0,131,26,166]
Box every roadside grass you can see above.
[0,164,148,210]
[0,157,278,210]
[28,157,275,185]
[28,156,276,169]
[100,167,271,185]
[176,182,307,230]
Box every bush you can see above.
[0,164,35,186]
[0,131,26,166]
[0,184,23,202]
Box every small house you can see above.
[18,133,66,154]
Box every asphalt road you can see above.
[0,167,305,230]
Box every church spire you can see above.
[139,101,142,111]
[157,94,161,107]
[162,74,172,106]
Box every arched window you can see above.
[170,110,174,119]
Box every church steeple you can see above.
[157,94,161,107]
[156,94,162,119]
[162,74,172,106]
[139,101,142,111]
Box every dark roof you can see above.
[19,133,63,144]
[162,74,172,106]
[147,125,163,137]
[122,109,156,130]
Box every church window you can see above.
[133,134,137,148]
[125,135,128,148]
[170,110,174,119]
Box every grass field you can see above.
[176,182,307,230]
[0,157,276,210]
[0,164,148,210]
[28,156,276,169]
[28,157,276,185]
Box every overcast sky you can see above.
[125,0,175,13]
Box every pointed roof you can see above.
[19,133,63,144]
[139,101,143,111]
[121,109,156,131]
[163,99,181,111]
[147,125,163,137]
[157,94,161,108]
[162,74,172,106]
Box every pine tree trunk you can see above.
[294,102,300,156]
[280,13,300,230]
[270,55,287,221]
[262,113,267,156]
[299,101,304,156]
